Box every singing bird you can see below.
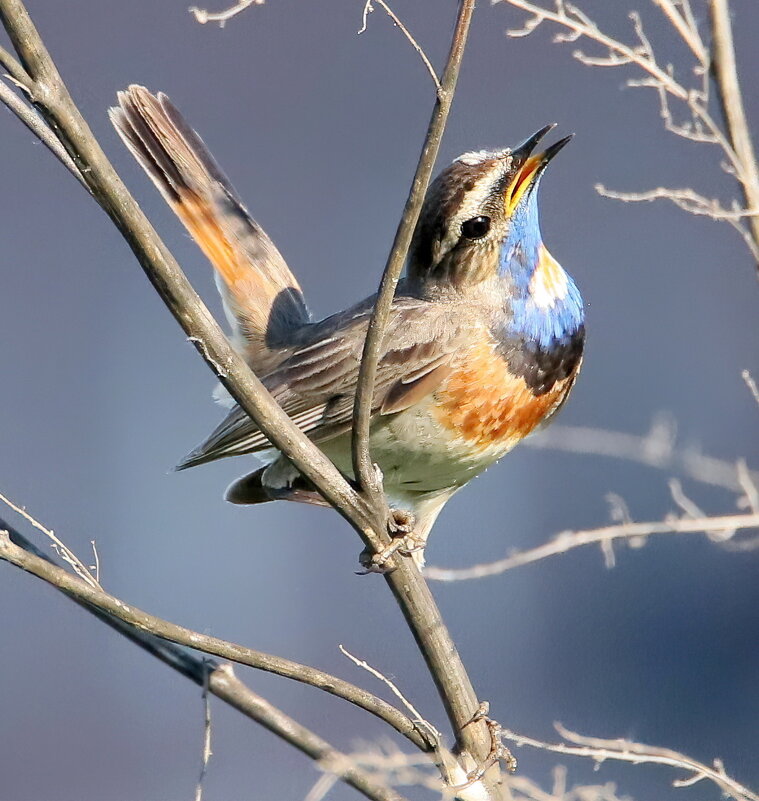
[111,86,585,566]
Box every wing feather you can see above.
[176,296,466,469]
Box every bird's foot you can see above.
[357,509,424,573]
[456,701,517,787]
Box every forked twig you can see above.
[358,0,442,94]
[499,0,759,266]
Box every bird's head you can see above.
[408,125,571,296]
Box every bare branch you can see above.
[189,0,264,27]
[424,511,759,581]
[501,723,759,801]
[358,0,442,94]
[0,40,28,83]
[1,519,406,801]
[710,0,759,270]
[0,521,429,751]
[595,184,759,220]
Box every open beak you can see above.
[505,125,573,213]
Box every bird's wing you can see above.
[110,86,308,369]
[176,297,465,469]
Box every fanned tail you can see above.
[110,85,308,370]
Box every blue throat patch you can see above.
[498,189,584,349]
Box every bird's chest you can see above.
[431,337,580,452]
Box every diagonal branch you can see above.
[0,518,427,751]
[0,519,408,801]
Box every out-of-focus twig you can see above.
[502,723,759,801]
[525,418,759,493]
[424,511,759,581]
[189,0,264,26]
[499,0,759,265]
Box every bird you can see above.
[110,85,585,567]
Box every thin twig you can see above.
[0,518,405,801]
[0,78,86,188]
[0,521,427,750]
[710,0,759,270]
[194,662,213,801]
[358,0,442,94]
[502,723,759,801]
[0,491,101,589]
[339,645,433,732]
[351,0,475,499]
[189,0,264,27]
[424,512,759,581]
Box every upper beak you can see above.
[505,125,573,212]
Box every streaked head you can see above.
[408,125,572,292]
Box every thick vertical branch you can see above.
[351,0,476,499]
[709,0,759,269]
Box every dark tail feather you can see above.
[225,468,329,507]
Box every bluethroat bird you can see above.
[111,86,585,566]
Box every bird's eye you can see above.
[461,216,491,239]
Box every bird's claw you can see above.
[462,702,517,779]
[356,509,423,573]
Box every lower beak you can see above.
[506,131,573,213]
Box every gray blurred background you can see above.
[1,1,757,799]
